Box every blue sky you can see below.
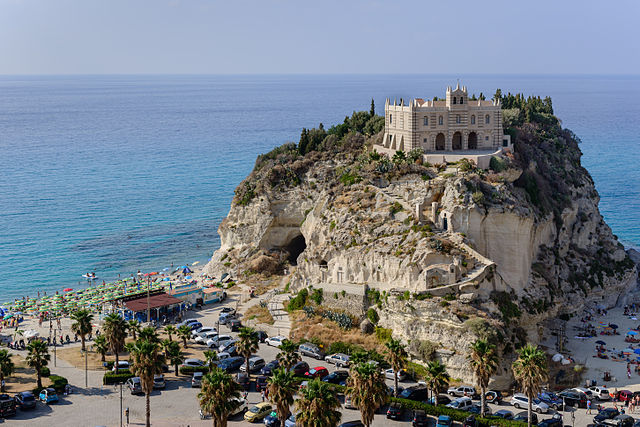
[1,0,638,75]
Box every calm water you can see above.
[0,75,638,301]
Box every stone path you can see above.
[267,293,291,338]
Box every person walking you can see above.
[261,390,265,402]
[587,399,592,414]
[125,407,129,425]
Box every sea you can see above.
[0,74,638,302]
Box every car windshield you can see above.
[250,406,262,413]
[308,369,317,374]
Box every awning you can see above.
[124,292,182,312]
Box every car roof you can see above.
[254,402,271,408]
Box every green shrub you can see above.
[179,365,210,375]
[41,366,51,377]
[472,191,485,204]
[489,156,507,172]
[103,371,134,385]
[310,288,323,305]
[339,170,361,186]
[49,375,68,392]
[374,327,392,342]
[389,202,404,215]
[412,339,438,361]
[366,308,379,324]
[286,288,309,312]
[327,341,364,355]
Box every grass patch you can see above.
[245,304,275,325]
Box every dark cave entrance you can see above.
[284,234,307,265]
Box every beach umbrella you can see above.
[192,261,200,266]
[64,288,73,292]
[628,331,638,336]
[3,314,13,319]
[634,349,640,355]
[623,348,634,354]
[610,324,619,329]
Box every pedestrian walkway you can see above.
[267,293,292,338]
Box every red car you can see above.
[616,390,633,402]
[304,367,329,379]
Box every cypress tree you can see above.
[298,128,309,155]
[370,98,375,117]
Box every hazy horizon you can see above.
[1,0,638,75]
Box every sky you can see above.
[1,0,639,75]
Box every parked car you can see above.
[594,408,621,423]
[256,331,268,343]
[264,411,282,427]
[218,312,236,325]
[181,358,205,368]
[590,386,612,400]
[412,409,428,427]
[284,413,296,427]
[436,415,452,427]
[188,321,203,331]
[446,396,473,411]
[206,334,232,348]
[322,370,349,385]
[14,391,36,410]
[260,360,280,376]
[191,372,204,388]
[398,386,428,402]
[384,368,407,381]
[290,361,310,376]
[558,390,587,407]
[338,422,364,427]
[427,394,451,405]
[304,366,329,379]
[463,415,478,427]
[126,377,143,395]
[236,372,250,390]
[298,343,324,360]
[537,415,563,427]
[221,307,236,315]
[240,356,266,373]
[228,319,242,331]
[485,390,502,404]
[343,395,356,409]
[266,336,287,347]
[229,397,248,417]
[447,385,477,398]
[216,356,245,372]
[513,411,538,424]
[216,337,236,351]
[192,326,216,338]
[195,331,218,344]
[0,394,16,417]
[39,387,59,404]
[112,360,130,372]
[386,402,403,420]
[153,374,166,389]
[614,390,633,402]
[493,410,513,420]
[573,387,594,399]
[603,414,635,427]
[511,393,549,413]
[324,353,350,367]
[256,375,268,392]
[538,391,563,410]
[244,402,273,422]
[468,403,491,415]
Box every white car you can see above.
[446,396,473,410]
[181,358,204,368]
[572,387,593,399]
[217,337,236,351]
[589,386,611,400]
[324,353,350,368]
[384,368,407,381]
[447,385,477,397]
[229,397,248,416]
[265,336,287,348]
[192,326,216,339]
[206,334,232,348]
[510,393,549,413]
[112,361,130,372]
[195,331,218,344]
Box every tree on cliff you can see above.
[512,344,548,427]
[468,339,498,417]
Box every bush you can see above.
[310,288,323,305]
[179,365,210,375]
[286,288,309,312]
[366,308,379,324]
[327,341,365,355]
[49,375,68,392]
[103,371,134,385]
[374,326,392,342]
[489,156,507,172]
[412,339,438,361]
[41,366,51,377]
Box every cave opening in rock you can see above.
[284,234,307,265]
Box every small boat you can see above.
[82,274,98,280]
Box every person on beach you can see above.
[587,399,592,414]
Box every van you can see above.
[447,397,473,411]
[298,343,324,360]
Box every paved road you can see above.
[5,301,632,426]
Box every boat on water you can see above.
[82,274,98,280]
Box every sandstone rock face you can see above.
[205,132,636,387]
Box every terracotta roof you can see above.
[124,292,182,312]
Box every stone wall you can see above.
[313,283,368,318]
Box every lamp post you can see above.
[147,277,151,323]
[83,349,88,388]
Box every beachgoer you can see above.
[587,399,592,414]
[125,407,129,425]
[261,390,265,402]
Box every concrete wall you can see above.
[313,283,368,317]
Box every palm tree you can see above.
[198,366,242,427]
[139,326,160,343]
[424,360,450,406]
[385,338,407,397]
[93,334,109,362]
[204,350,218,371]
[276,339,300,370]
[177,325,192,348]
[469,339,498,418]
[166,341,185,374]
[349,350,369,367]
[26,340,50,389]
[267,368,297,422]
[0,350,15,392]
[164,324,176,342]
[129,339,166,427]
[103,313,128,369]
[128,319,141,340]
[70,309,94,351]
[346,363,388,427]
[295,378,341,427]
[236,327,259,376]
[512,344,548,427]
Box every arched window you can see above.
[471,115,476,124]
[456,115,461,124]
[452,97,457,104]
[438,116,443,125]
[423,117,428,126]
[485,114,490,124]
[460,97,464,104]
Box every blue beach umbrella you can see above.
[634,349,640,354]
[628,330,638,335]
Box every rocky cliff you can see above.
[205,101,637,388]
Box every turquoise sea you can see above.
[0,75,638,301]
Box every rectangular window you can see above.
[456,115,461,124]
[503,139,508,147]
[471,115,475,125]
[485,136,489,141]
[423,117,428,126]
[438,116,443,125]
[423,138,427,143]
[389,114,393,123]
